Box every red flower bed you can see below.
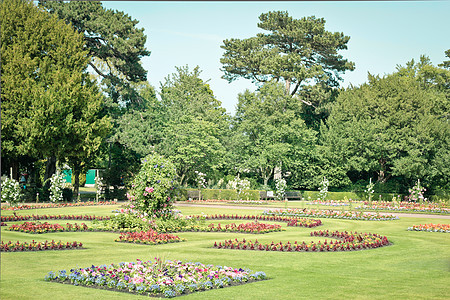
[206,222,282,233]
[1,214,110,222]
[115,229,185,245]
[191,214,322,228]
[8,222,89,234]
[1,240,83,252]
[213,230,390,252]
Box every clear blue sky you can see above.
[102,1,449,115]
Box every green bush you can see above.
[62,188,73,202]
[302,190,404,201]
[195,189,260,201]
[130,154,177,219]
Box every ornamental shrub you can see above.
[49,172,65,203]
[130,154,177,219]
[1,177,21,206]
[275,178,287,201]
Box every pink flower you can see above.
[145,187,154,193]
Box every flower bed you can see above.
[205,222,282,234]
[307,200,351,206]
[115,230,185,245]
[407,223,450,233]
[355,201,450,214]
[1,240,83,252]
[1,214,110,223]
[190,214,322,228]
[213,230,391,252]
[44,259,266,298]
[8,222,89,234]
[1,201,117,211]
[263,208,399,221]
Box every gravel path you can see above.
[174,203,450,219]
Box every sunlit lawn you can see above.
[1,204,449,299]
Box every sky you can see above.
[102,1,449,115]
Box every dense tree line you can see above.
[1,1,448,199]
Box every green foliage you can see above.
[322,57,449,193]
[71,173,86,187]
[198,189,260,201]
[220,11,355,95]
[39,0,150,109]
[157,66,228,186]
[130,154,177,219]
[232,82,317,187]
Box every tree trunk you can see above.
[73,165,80,201]
[44,156,56,188]
[10,160,19,180]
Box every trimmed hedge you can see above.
[178,188,261,201]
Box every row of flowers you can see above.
[307,200,350,206]
[407,223,450,233]
[355,201,450,214]
[8,222,89,234]
[1,214,110,223]
[190,214,323,228]
[263,208,399,221]
[205,222,282,234]
[213,230,390,252]
[115,230,185,245]
[44,259,267,298]
[1,240,83,252]
[1,201,117,211]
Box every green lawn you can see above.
[1,204,449,299]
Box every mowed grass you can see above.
[1,204,449,299]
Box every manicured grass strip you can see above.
[8,222,90,234]
[44,259,267,298]
[190,214,323,228]
[115,230,185,244]
[1,240,83,252]
[263,208,399,220]
[1,201,118,211]
[407,223,450,233]
[213,230,391,252]
[1,214,110,222]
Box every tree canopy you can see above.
[220,11,355,98]
[39,0,150,109]
[322,57,449,191]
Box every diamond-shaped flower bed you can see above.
[45,259,267,298]
[115,229,185,245]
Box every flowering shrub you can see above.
[129,154,177,219]
[407,223,450,233]
[275,178,287,201]
[213,231,390,252]
[364,178,375,201]
[317,176,329,201]
[206,222,282,234]
[1,214,109,223]
[44,259,266,298]
[192,214,322,228]
[226,176,251,200]
[49,172,66,202]
[115,229,185,244]
[263,208,399,221]
[1,240,83,252]
[0,201,117,211]
[408,179,427,202]
[1,177,21,206]
[8,222,89,234]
